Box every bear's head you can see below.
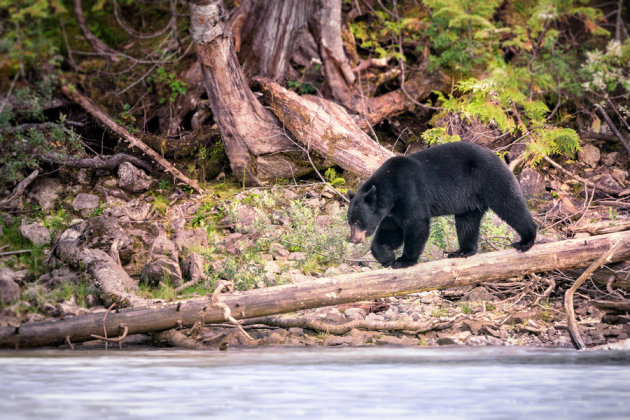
[347,184,386,244]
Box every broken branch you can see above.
[61,84,202,193]
[564,240,625,350]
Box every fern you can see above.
[526,128,581,165]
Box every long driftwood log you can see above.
[2,231,630,349]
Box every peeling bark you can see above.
[54,224,150,308]
[190,0,309,184]
[254,77,393,178]
[232,0,307,82]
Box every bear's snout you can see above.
[349,225,367,244]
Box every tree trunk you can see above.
[190,0,309,184]
[54,223,150,308]
[231,0,447,125]
[3,231,630,349]
[254,77,393,178]
[308,0,360,112]
[231,0,308,83]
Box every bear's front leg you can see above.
[371,216,404,267]
[392,219,430,269]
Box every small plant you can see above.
[324,167,346,188]
[42,208,70,235]
[431,307,448,318]
[89,201,106,217]
[151,195,170,216]
[287,80,316,94]
[148,66,188,104]
[461,303,473,314]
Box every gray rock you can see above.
[52,296,90,317]
[437,336,458,345]
[72,193,100,217]
[375,335,419,346]
[323,334,357,346]
[0,268,21,304]
[234,205,261,232]
[150,235,178,258]
[181,252,205,282]
[140,235,183,287]
[462,286,497,303]
[117,162,152,193]
[28,177,63,213]
[288,252,306,261]
[104,200,151,221]
[519,168,546,198]
[602,152,619,166]
[612,169,628,186]
[140,258,183,287]
[270,242,289,259]
[76,168,92,185]
[365,312,385,323]
[507,311,539,324]
[344,307,366,321]
[578,144,600,168]
[224,232,252,256]
[83,216,136,266]
[324,263,354,277]
[38,266,79,289]
[466,335,503,346]
[19,220,50,246]
[173,227,208,253]
[595,174,622,193]
[313,307,346,324]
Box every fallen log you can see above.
[254,76,394,178]
[2,230,630,348]
[53,223,151,308]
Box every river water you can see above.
[1,346,629,419]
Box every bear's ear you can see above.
[347,190,355,200]
[367,185,377,202]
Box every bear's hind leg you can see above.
[371,216,404,267]
[489,196,536,252]
[448,208,486,258]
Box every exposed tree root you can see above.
[40,153,155,175]
[54,223,151,308]
[245,315,453,335]
[564,240,625,350]
[0,169,38,208]
[153,329,209,349]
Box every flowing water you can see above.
[1,346,629,419]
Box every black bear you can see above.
[347,141,536,269]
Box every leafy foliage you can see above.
[421,0,607,161]
[424,0,503,74]
[580,39,630,118]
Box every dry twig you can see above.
[61,85,202,193]
[564,240,625,350]
[206,281,253,340]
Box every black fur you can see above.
[347,142,536,269]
